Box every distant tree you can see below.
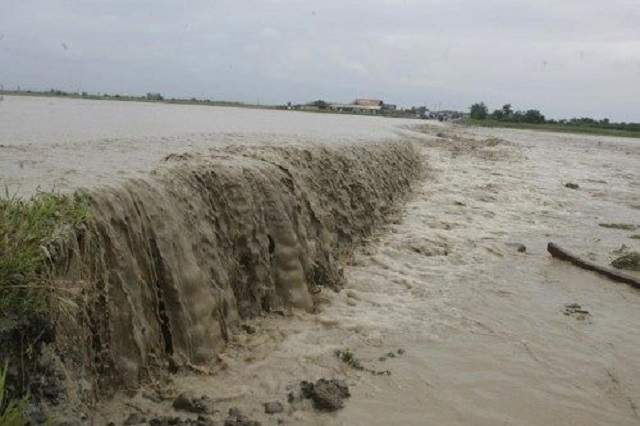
[502,104,513,117]
[491,109,504,120]
[512,111,525,122]
[523,109,545,124]
[469,102,488,120]
[310,100,329,109]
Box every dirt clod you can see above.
[241,324,257,335]
[149,416,216,426]
[224,408,261,426]
[263,401,284,414]
[173,391,211,414]
[564,303,590,320]
[335,349,391,375]
[506,242,527,253]
[299,379,350,411]
[565,182,579,189]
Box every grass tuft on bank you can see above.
[0,191,89,316]
[0,363,27,426]
[462,119,640,139]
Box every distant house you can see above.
[327,99,400,114]
[350,99,383,113]
[354,99,384,108]
[146,92,164,101]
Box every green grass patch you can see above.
[0,363,27,426]
[462,119,640,139]
[0,191,89,317]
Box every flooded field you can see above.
[2,97,640,425]
[99,125,638,426]
[0,95,416,196]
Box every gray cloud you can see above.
[1,0,639,120]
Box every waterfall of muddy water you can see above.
[3,97,640,425]
[89,125,639,425]
[46,142,422,404]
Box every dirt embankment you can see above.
[30,142,422,408]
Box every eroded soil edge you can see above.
[11,141,422,418]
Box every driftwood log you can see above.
[547,242,640,289]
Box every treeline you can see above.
[469,102,640,132]
[1,88,258,108]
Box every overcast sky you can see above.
[1,0,639,120]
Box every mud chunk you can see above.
[224,408,261,426]
[505,242,527,253]
[564,303,590,320]
[149,416,216,426]
[334,349,364,370]
[611,252,640,271]
[300,379,350,412]
[173,391,210,414]
[335,349,391,375]
[193,416,217,426]
[123,413,147,425]
[263,401,284,414]
[241,324,256,335]
[565,182,579,190]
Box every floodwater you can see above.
[2,96,640,424]
[101,123,639,424]
[0,95,416,196]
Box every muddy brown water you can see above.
[142,126,637,426]
[0,95,417,196]
[2,97,640,425]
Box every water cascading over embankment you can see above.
[39,141,423,399]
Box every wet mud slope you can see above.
[43,141,422,405]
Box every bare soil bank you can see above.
[4,141,422,420]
